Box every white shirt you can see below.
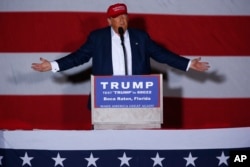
[111,28,132,75]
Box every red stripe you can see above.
[0,95,249,130]
[0,95,92,130]
[1,12,250,55]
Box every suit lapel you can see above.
[128,29,140,74]
[102,27,113,75]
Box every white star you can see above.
[184,152,198,167]
[151,152,165,167]
[20,152,34,166]
[216,151,229,166]
[118,152,132,166]
[52,153,66,167]
[85,153,99,167]
[0,156,3,165]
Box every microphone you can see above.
[118,27,124,43]
[118,27,128,75]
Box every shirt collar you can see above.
[111,27,128,39]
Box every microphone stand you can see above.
[121,41,128,75]
[118,27,128,75]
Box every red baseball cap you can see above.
[107,3,128,18]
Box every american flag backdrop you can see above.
[0,0,250,130]
[0,1,250,167]
[1,1,250,166]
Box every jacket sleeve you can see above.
[55,33,95,71]
[145,32,190,71]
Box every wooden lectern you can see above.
[91,75,163,129]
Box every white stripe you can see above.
[1,53,249,98]
[0,53,92,95]
[1,128,249,150]
[1,0,250,16]
[163,56,250,98]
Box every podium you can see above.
[91,75,163,129]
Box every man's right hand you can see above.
[31,57,52,72]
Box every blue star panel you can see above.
[1,148,249,167]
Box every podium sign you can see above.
[91,75,163,129]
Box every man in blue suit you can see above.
[32,3,209,74]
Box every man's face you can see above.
[108,14,128,34]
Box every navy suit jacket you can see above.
[56,26,190,110]
[56,26,189,75]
